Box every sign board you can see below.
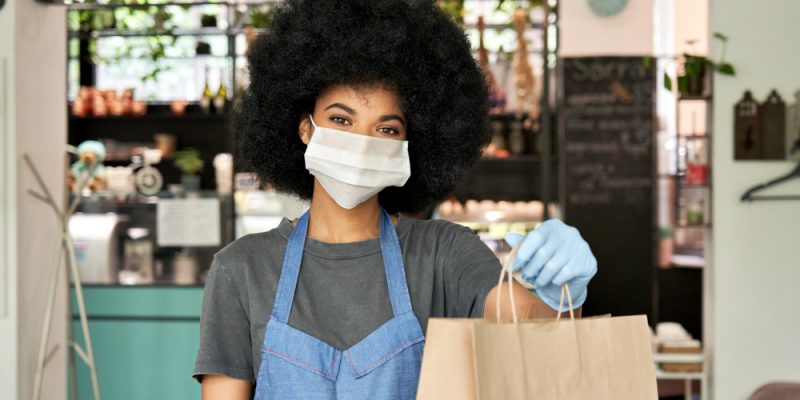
[157,198,221,247]
[560,56,656,319]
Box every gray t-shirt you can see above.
[193,214,501,382]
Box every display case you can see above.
[70,191,234,285]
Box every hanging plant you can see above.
[140,35,175,84]
[644,32,736,96]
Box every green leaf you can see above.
[685,61,699,76]
[677,76,688,94]
[663,72,672,91]
[713,32,728,42]
[643,56,653,69]
[717,62,736,75]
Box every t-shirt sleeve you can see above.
[193,256,255,382]
[442,224,502,318]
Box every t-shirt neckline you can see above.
[276,213,411,260]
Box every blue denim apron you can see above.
[254,209,425,400]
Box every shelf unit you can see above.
[66,0,560,236]
[654,79,713,343]
[66,0,274,101]
[672,93,713,254]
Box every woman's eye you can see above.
[379,127,400,136]
[330,116,351,126]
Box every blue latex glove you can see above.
[504,220,597,312]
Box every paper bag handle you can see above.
[495,244,521,323]
[556,284,575,321]
[496,245,576,323]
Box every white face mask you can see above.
[303,115,411,209]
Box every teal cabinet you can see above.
[70,286,204,400]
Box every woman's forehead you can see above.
[316,83,404,114]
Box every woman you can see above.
[193,0,597,398]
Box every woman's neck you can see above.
[306,179,382,243]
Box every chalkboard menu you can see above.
[560,56,655,319]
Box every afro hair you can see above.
[236,0,490,213]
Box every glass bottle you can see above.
[214,68,227,114]
[200,66,213,114]
[509,120,525,156]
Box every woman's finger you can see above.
[513,225,550,270]
[520,241,556,282]
[534,252,570,289]
[504,232,525,247]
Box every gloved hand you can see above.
[504,220,597,312]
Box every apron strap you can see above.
[379,209,413,316]
[271,211,310,323]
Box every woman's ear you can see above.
[298,113,313,145]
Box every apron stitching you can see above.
[352,335,425,376]
[331,350,340,376]
[265,348,336,378]
[345,349,360,375]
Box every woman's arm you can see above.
[483,282,581,320]
[201,375,252,400]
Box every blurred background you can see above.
[2,0,800,399]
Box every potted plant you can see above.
[645,32,736,96]
[174,148,204,192]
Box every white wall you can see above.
[710,0,800,398]
[0,0,67,398]
[0,0,19,396]
[560,0,654,57]
[674,0,708,56]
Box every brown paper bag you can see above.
[416,247,658,400]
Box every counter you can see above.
[70,285,203,400]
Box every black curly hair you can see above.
[237,0,490,213]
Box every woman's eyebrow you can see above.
[324,103,356,115]
[379,114,406,127]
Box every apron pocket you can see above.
[262,318,341,381]
[343,312,425,378]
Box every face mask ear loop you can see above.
[305,114,319,145]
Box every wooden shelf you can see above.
[68,54,234,61]
[69,103,230,121]
[669,253,706,269]
[478,155,554,163]
[68,27,264,39]
[65,0,278,10]
[69,111,228,122]
[678,94,712,101]
[675,223,712,229]
[68,27,230,38]
[487,112,536,122]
